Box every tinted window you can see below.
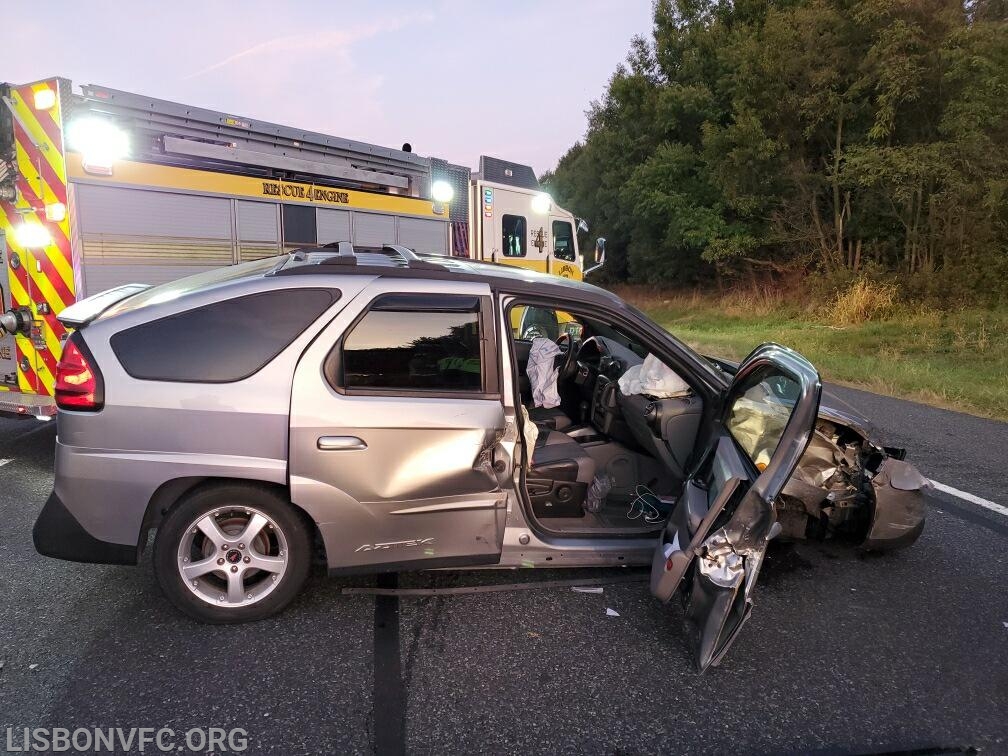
[552,220,575,261]
[502,214,526,257]
[282,204,316,246]
[112,289,336,382]
[342,310,482,391]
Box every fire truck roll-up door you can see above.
[76,184,233,295]
[317,208,351,246]
[236,200,280,262]
[398,217,448,256]
[352,212,396,248]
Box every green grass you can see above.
[619,287,1008,422]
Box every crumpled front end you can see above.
[777,418,927,551]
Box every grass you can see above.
[616,284,1008,422]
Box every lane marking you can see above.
[928,479,1008,518]
[0,459,12,468]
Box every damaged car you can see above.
[704,356,928,552]
[32,245,926,671]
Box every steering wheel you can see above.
[555,332,579,380]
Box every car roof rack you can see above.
[302,242,446,270]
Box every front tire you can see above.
[153,484,312,623]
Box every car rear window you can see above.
[111,288,337,382]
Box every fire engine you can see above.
[0,76,603,419]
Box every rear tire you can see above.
[153,484,312,623]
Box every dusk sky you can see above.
[8,1,653,174]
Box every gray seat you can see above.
[528,406,573,431]
[527,431,597,518]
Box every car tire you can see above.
[153,483,312,624]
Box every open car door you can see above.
[650,344,821,671]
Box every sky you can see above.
[7,1,653,175]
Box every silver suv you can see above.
[33,245,925,670]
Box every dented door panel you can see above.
[288,278,509,572]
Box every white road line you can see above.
[928,479,1008,518]
[0,459,12,468]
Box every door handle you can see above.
[317,436,367,451]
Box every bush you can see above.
[829,278,898,325]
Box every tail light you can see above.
[55,333,104,411]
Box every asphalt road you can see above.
[0,387,1006,755]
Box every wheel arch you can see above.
[140,477,326,563]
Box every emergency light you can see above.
[531,192,552,214]
[66,117,129,174]
[431,180,454,203]
[33,88,57,111]
[14,221,52,249]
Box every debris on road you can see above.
[606,608,620,617]
[572,586,604,594]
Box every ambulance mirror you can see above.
[584,237,606,277]
[595,237,606,260]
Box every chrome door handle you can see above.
[317,436,367,451]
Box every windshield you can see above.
[623,301,723,372]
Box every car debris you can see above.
[779,414,926,550]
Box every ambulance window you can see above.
[552,221,575,261]
[282,204,317,247]
[502,215,526,257]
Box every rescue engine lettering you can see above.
[261,181,350,205]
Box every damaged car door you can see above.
[289,283,512,573]
[650,344,821,670]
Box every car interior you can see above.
[509,304,706,535]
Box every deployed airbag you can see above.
[618,354,691,399]
[527,337,562,408]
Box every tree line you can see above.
[545,0,1008,302]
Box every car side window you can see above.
[111,288,337,383]
[502,214,526,257]
[339,299,484,392]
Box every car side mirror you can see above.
[576,218,589,235]
[584,237,606,277]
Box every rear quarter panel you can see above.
[55,274,374,546]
